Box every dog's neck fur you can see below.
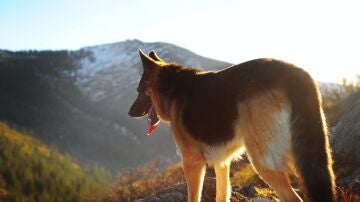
[149,63,202,122]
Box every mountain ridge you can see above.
[0,39,231,172]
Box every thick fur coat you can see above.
[129,50,336,202]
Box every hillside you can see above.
[0,40,231,172]
[0,122,110,201]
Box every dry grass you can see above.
[321,75,360,126]
[102,160,185,202]
[101,155,360,202]
[231,163,257,187]
[101,155,286,202]
[102,160,360,202]
[336,187,360,202]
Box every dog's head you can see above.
[128,50,165,134]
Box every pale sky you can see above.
[1,0,359,83]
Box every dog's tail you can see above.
[287,67,336,201]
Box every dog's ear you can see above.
[149,50,166,63]
[139,49,161,71]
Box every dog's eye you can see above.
[137,79,150,93]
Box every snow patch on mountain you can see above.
[77,41,139,77]
[74,39,231,103]
[75,40,143,102]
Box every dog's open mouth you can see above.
[147,106,160,135]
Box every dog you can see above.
[128,50,336,202]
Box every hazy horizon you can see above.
[1,0,360,83]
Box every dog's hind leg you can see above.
[252,163,302,202]
[182,152,206,202]
[240,92,302,201]
[214,162,231,202]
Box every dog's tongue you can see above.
[147,106,160,135]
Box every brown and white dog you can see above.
[128,50,336,202]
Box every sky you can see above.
[1,0,359,83]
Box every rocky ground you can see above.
[134,177,277,202]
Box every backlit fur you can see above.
[131,51,336,202]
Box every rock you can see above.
[331,92,360,166]
[235,183,257,198]
[330,91,360,183]
[251,196,277,202]
[134,177,248,202]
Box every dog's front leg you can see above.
[182,153,206,202]
[214,162,231,202]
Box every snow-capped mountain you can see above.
[0,40,230,172]
[75,39,229,103]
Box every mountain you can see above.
[75,39,231,115]
[0,39,231,172]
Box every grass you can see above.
[103,160,185,201]
[0,122,111,202]
[102,157,267,201]
[231,163,258,186]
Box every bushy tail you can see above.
[287,69,336,201]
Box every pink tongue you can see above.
[147,106,159,135]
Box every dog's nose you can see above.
[128,103,137,117]
[128,109,136,117]
[128,107,146,118]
